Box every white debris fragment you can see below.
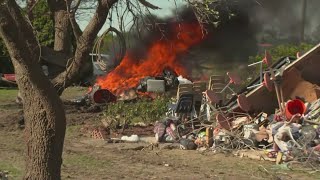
[177,75,192,84]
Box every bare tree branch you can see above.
[66,0,82,39]
[52,0,119,93]
[137,0,160,10]
[82,0,118,41]
[70,0,81,12]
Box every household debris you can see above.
[84,44,320,171]
[69,84,117,106]
[71,68,185,106]
[121,134,140,142]
[136,68,179,93]
[0,171,9,180]
[147,47,320,170]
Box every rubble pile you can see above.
[84,43,320,170]
[72,68,182,105]
[151,46,320,168]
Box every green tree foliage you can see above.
[31,0,54,47]
[0,35,8,56]
[99,34,114,53]
[0,0,54,73]
[0,38,13,73]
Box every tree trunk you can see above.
[54,9,71,53]
[52,0,119,93]
[50,1,72,54]
[0,1,66,179]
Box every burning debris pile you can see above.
[136,68,180,93]
[95,22,204,96]
[79,1,320,169]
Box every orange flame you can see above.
[96,22,205,94]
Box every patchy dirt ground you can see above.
[0,87,319,180]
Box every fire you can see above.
[96,22,205,94]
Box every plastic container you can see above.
[91,89,117,104]
[285,99,306,120]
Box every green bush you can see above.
[249,43,314,65]
[103,95,171,126]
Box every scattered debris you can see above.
[136,68,179,93]
[91,127,109,140]
[0,171,9,180]
[146,48,320,170]
[82,45,320,172]
[121,135,140,142]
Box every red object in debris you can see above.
[314,144,320,151]
[263,73,273,92]
[204,90,222,104]
[92,89,117,104]
[216,113,232,130]
[227,72,241,85]
[285,99,306,120]
[3,74,16,81]
[262,50,272,66]
[237,93,251,112]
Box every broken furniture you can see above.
[167,81,209,130]
[198,75,226,122]
[193,81,207,115]
[220,72,241,96]
[223,56,298,114]
[208,74,226,102]
[242,44,320,113]
[176,83,194,99]
[199,73,243,123]
[200,89,223,123]
[247,51,272,89]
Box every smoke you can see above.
[249,0,320,43]
[125,5,259,63]
[107,0,320,79]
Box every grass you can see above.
[0,88,18,105]
[0,86,87,109]
[0,86,87,103]
[0,161,23,179]
[61,86,88,100]
[65,125,84,140]
[63,153,112,170]
[0,131,24,179]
